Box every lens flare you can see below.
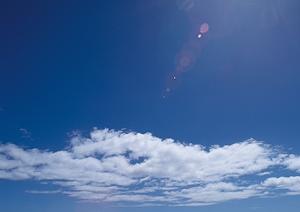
[200,22,209,34]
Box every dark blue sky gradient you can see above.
[1,0,300,211]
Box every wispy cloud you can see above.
[26,190,62,194]
[0,129,299,206]
[19,128,33,140]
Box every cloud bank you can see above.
[0,129,300,206]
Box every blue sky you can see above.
[1,0,300,211]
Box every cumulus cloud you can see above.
[283,155,300,172]
[263,176,300,195]
[0,129,300,206]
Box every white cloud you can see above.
[165,182,263,205]
[0,129,300,206]
[263,176,300,195]
[283,155,300,172]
